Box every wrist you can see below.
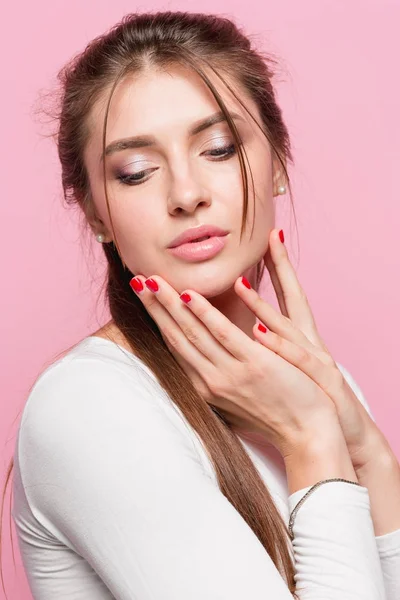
[352,426,397,478]
[355,436,399,483]
[283,430,358,495]
[281,413,348,461]
[354,442,400,536]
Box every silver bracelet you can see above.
[288,478,361,540]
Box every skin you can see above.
[83,63,400,536]
[83,63,284,341]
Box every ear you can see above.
[272,155,287,195]
[272,156,287,198]
[83,191,113,243]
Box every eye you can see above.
[203,142,237,161]
[116,168,158,186]
[115,142,238,187]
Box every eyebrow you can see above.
[102,110,245,161]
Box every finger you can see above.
[253,323,337,390]
[263,242,289,318]
[143,276,256,363]
[264,229,321,342]
[129,275,214,374]
[254,324,363,441]
[235,275,292,333]
[234,276,334,366]
[138,275,249,366]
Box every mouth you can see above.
[187,235,211,243]
[168,224,229,248]
[167,233,228,262]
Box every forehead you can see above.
[85,64,260,152]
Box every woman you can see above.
[8,10,400,600]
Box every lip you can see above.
[167,235,228,262]
[167,224,229,249]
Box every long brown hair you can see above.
[1,11,300,598]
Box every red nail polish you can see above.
[145,278,159,292]
[180,292,191,304]
[279,229,284,244]
[241,276,252,289]
[258,323,268,333]
[130,277,144,293]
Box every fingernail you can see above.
[130,277,144,293]
[258,323,268,333]
[145,278,159,292]
[241,276,252,289]
[279,229,285,244]
[180,292,191,304]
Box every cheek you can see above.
[115,208,153,253]
[251,202,275,260]
[243,172,275,257]
[236,148,273,206]
[115,206,173,277]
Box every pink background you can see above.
[1,1,399,597]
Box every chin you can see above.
[169,260,251,299]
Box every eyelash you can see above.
[116,142,237,187]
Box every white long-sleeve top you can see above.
[12,336,400,600]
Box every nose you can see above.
[167,167,212,215]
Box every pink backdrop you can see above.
[1,1,399,597]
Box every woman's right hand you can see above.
[130,274,342,460]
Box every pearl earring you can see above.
[277,185,286,195]
[96,233,105,243]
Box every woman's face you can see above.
[84,64,282,297]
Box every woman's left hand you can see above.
[238,228,385,473]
